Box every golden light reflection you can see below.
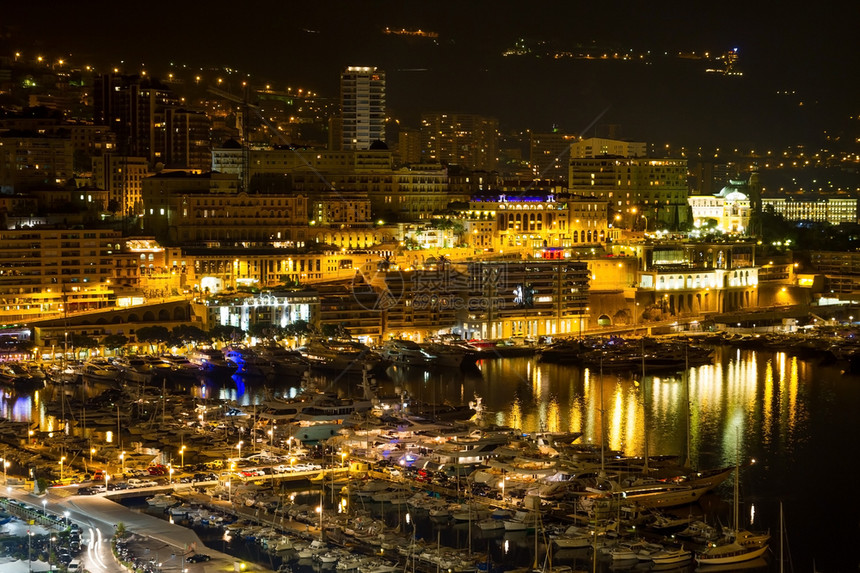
[546,397,561,433]
[787,355,799,435]
[625,388,639,454]
[762,360,774,445]
[508,398,523,430]
[609,383,623,451]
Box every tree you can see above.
[320,323,349,339]
[115,522,127,539]
[69,334,98,358]
[102,334,129,354]
[248,323,276,340]
[209,324,245,344]
[135,325,170,353]
[284,319,312,338]
[169,325,208,347]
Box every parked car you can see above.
[186,553,211,563]
[148,465,167,476]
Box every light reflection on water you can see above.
[432,347,810,473]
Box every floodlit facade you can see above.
[92,154,150,214]
[688,180,752,233]
[761,195,858,224]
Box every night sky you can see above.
[2,1,858,148]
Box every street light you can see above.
[340,452,347,468]
[59,456,65,482]
[168,465,174,485]
[180,445,186,469]
[236,440,243,462]
[2,459,8,485]
[90,448,95,465]
[105,473,109,492]
[120,451,125,476]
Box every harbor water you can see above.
[1,344,857,572]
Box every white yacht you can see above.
[379,339,435,367]
[299,339,385,375]
[81,358,121,383]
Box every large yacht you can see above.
[299,339,385,375]
[379,339,435,367]
[187,348,238,378]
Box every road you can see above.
[7,487,274,573]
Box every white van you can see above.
[67,560,81,571]
[127,478,156,488]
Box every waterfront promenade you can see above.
[5,485,278,573]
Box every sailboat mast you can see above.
[733,434,740,533]
[684,346,692,469]
[779,501,784,573]
[642,338,650,474]
[599,353,605,477]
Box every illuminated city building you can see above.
[419,113,498,171]
[140,170,239,241]
[212,144,458,221]
[615,239,759,317]
[761,194,858,224]
[163,108,212,170]
[182,248,383,293]
[568,155,689,230]
[93,73,179,164]
[193,289,318,333]
[396,128,423,165]
[456,260,591,340]
[688,179,752,233]
[0,228,125,323]
[465,191,609,250]
[316,280,385,341]
[529,131,577,179]
[160,190,308,244]
[92,154,150,214]
[68,124,117,159]
[0,134,74,191]
[380,268,463,340]
[568,137,647,159]
[340,66,386,150]
[809,251,860,297]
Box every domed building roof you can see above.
[724,189,749,202]
[716,179,748,198]
[369,140,389,150]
